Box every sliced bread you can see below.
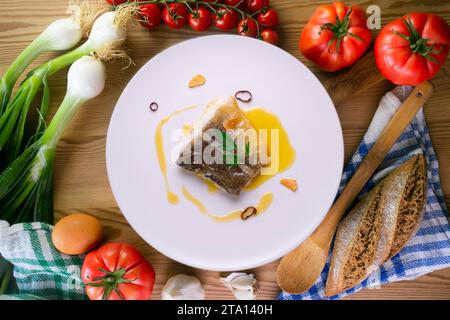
[324,154,426,296]
[388,155,426,258]
[324,183,385,296]
[372,155,427,266]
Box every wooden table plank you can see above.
[1,0,450,300]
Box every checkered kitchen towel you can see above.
[280,85,450,300]
[0,221,87,300]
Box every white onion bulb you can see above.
[84,11,127,50]
[41,17,83,51]
[67,56,105,100]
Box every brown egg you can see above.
[52,214,103,255]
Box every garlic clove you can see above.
[161,274,205,300]
[221,272,248,283]
[220,272,258,300]
[232,288,257,300]
[232,276,256,291]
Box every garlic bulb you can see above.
[161,274,205,300]
[220,272,258,300]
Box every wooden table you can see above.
[1,0,450,300]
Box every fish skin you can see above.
[176,97,263,195]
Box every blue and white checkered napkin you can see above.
[279,85,450,300]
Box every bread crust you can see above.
[324,155,426,296]
[325,184,384,296]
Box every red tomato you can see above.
[299,2,372,72]
[214,8,239,30]
[81,243,155,300]
[375,12,450,85]
[261,29,278,45]
[238,18,258,37]
[247,0,269,13]
[105,0,127,5]
[189,7,213,32]
[258,9,278,28]
[139,4,161,29]
[163,3,188,29]
[224,0,245,7]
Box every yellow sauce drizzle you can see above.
[182,123,192,135]
[155,105,198,204]
[211,192,274,222]
[181,186,208,214]
[243,108,296,190]
[204,179,220,193]
[182,186,274,223]
[155,105,294,220]
[256,191,274,212]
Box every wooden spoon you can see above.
[277,81,434,294]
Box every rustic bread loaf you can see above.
[388,155,426,258]
[371,157,418,268]
[324,183,385,296]
[324,154,426,296]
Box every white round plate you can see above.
[106,35,343,271]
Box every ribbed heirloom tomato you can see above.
[81,243,155,300]
[375,13,450,85]
[299,2,372,72]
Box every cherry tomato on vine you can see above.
[238,18,258,37]
[224,0,245,7]
[189,7,213,32]
[247,0,269,13]
[214,8,239,30]
[258,8,278,28]
[261,29,278,45]
[105,0,127,5]
[138,4,162,29]
[163,3,188,29]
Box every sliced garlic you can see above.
[188,74,206,88]
[220,272,258,300]
[161,274,205,300]
[280,178,298,191]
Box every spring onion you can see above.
[0,17,83,115]
[0,9,129,166]
[0,56,106,225]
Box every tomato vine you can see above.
[109,0,281,41]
